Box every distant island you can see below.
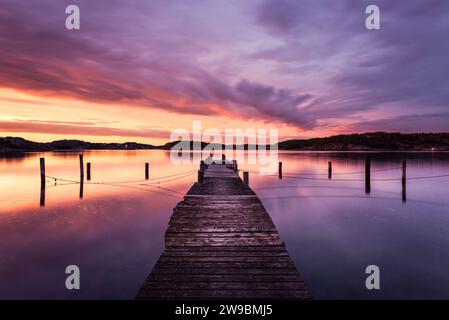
[1,132,449,153]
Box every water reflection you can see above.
[0,151,449,299]
[240,152,449,299]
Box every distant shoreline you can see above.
[2,132,449,153]
[3,150,449,155]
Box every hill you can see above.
[278,132,449,151]
[0,137,157,152]
[1,132,449,152]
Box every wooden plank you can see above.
[166,227,278,233]
[149,267,300,275]
[145,274,302,282]
[165,238,284,247]
[153,261,297,269]
[158,256,293,263]
[165,232,281,237]
[136,163,311,299]
[161,251,290,257]
[137,289,311,299]
[140,281,306,291]
[165,245,288,252]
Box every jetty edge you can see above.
[136,159,311,299]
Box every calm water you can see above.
[1,150,449,299]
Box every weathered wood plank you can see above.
[137,289,311,299]
[165,245,288,252]
[136,163,311,299]
[149,267,300,275]
[154,261,296,269]
[145,274,302,282]
[165,238,284,247]
[161,251,290,257]
[140,281,306,291]
[158,256,293,262]
[166,227,278,233]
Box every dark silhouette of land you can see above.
[278,132,449,151]
[0,137,158,152]
[1,132,449,153]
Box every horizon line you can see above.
[2,131,449,147]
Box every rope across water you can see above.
[43,169,197,198]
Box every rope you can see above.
[44,169,197,185]
[139,172,196,185]
[254,185,396,194]
[89,182,181,199]
[334,166,402,175]
[252,166,402,176]
[41,164,449,201]
[45,181,79,189]
[42,169,196,198]
[44,177,184,198]
[247,170,449,182]
[94,169,197,184]
[259,194,449,208]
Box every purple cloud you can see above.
[0,0,448,133]
[0,0,315,128]
[253,0,449,131]
[0,119,170,138]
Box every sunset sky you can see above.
[1,0,448,144]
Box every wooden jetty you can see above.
[136,161,311,299]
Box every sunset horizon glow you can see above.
[1,1,448,144]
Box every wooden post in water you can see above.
[365,157,371,194]
[402,159,407,182]
[79,154,84,199]
[87,162,91,181]
[278,161,282,179]
[145,162,150,180]
[328,161,332,179]
[402,159,407,203]
[233,160,238,172]
[40,157,46,185]
[222,154,226,164]
[39,158,45,207]
[79,179,84,199]
[243,171,249,185]
[79,154,84,181]
[197,170,204,184]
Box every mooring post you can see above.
[402,159,407,183]
[40,157,46,185]
[198,170,204,184]
[234,160,238,172]
[40,184,45,207]
[145,162,150,180]
[39,157,45,207]
[79,179,84,199]
[79,154,84,181]
[243,171,249,185]
[87,162,91,181]
[365,156,371,194]
[222,154,226,164]
[328,161,332,179]
[402,159,407,203]
[278,161,283,179]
